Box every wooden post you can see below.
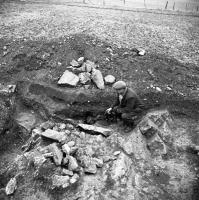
[103,0,105,6]
[173,2,175,10]
[144,0,146,9]
[165,1,168,10]
[186,3,187,10]
[197,6,199,12]
[124,0,125,5]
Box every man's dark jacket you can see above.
[112,88,144,114]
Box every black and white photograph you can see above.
[0,0,199,199]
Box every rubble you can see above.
[41,129,67,142]
[40,121,55,131]
[104,75,116,84]
[78,123,111,137]
[69,174,79,184]
[58,70,79,86]
[5,177,17,195]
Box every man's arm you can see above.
[116,97,136,113]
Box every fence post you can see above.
[173,2,175,10]
[197,6,199,12]
[103,0,105,6]
[124,0,125,5]
[144,0,146,9]
[165,1,168,10]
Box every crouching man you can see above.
[105,81,144,132]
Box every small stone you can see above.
[113,151,121,156]
[65,130,71,135]
[48,143,63,166]
[93,158,103,168]
[52,126,59,131]
[63,156,69,165]
[62,169,73,176]
[156,87,162,92]
[58,70,79,86]
[5,177,17,195]
[52,175,70,188]
[66,123,74,130]
[62,144,71,154]
[32,128,42,137]
[59,123,66,130]
[70,59,79,67]
[138,48,146,56]
[78,57,84,64]
[67,141,75,147]
[41,129,67,142]
[68,156,79,171]
[84,163,97,174]
[70,173,79,184]
[80,131,86,139]
[104,75,116,84]
[166,86,172,91]
[70,147,78,155]
[79,72,91,84]
[43,152,54,158]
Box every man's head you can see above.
[112,81,127,96]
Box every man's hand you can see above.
[105,107,112,114]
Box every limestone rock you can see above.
[91,69,105,89]
[68,156,79,171]
[62,169,73,176]
[41,129,67,142]
[78,57,84,64]
[70,59,79,67]
[62,144,71,154]
[58,70,79,86]
[78,155,97,174]
[104,75,116,84]
[5,177,17,195]
[84,163,97,174]
[67,141,75,147]
[111,152,132,181]
[52,175,70,188]
[78,124,111,137]
[70,174,79,184]
[59,123,66,130]
[79,72,91,84]
[92,157,103,168]
[63,156,69,165]
[48,143,63,166]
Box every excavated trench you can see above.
[0,81,199,200]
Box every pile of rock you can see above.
[6,120,109,192]
[58,57,116,89]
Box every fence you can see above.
[69,0,199,12]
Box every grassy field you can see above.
[0,1,199,65]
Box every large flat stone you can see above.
[41,129,67,142]
[78,124,111,137]
[58,70,79,86]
